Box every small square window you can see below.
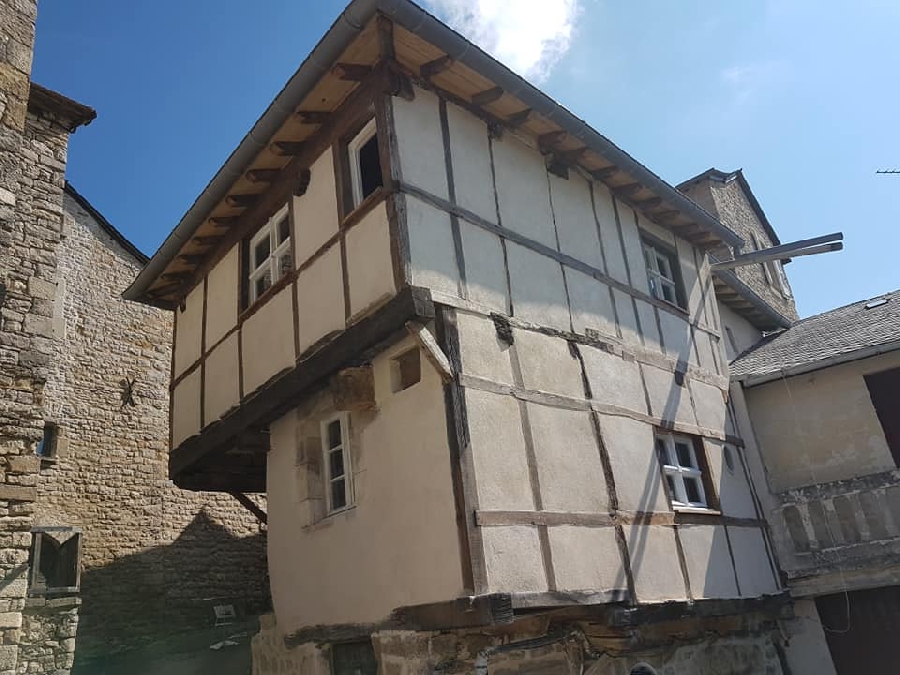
[642,240,684,308]
[391,348,421,392]
[655,432,714,510]
[347,119,383,209]
[29,529,81,595]
[321,414,353,515]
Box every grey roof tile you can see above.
[730,289,900,380]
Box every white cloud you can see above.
[424,0,582,82]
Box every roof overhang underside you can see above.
[124,0,742,309]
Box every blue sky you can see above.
[32,0,900,317]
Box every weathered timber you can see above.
[294,110,331,124]
[270,141,306,156]
[591,166,619,180]
[246,168,281,183]
[612,183,643,197]
[406,321,453,383]
[225,194,258,208]
[390,593,514,630]
[169,286,435,486]
[634,197,662,209]
[228,492,268,525]
[506,108,532,127]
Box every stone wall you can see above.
[17,598,78,675]
[251,614,787,675]
[22,187,270,671]
[0,1,65,663]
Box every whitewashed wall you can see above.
[393,85,779,604]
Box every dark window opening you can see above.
[331,641,378,675]
[391,348,421,393]
[36,423,57,458]
[641,238,686,309]
[865,366,900,465]
[29,530,80,594]
[357,134,383,202]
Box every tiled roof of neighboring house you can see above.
[64,182,149,264]
[730,289,900,386]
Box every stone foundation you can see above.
[251,614,786,675]
[17,598,79,674]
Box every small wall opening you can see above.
[29,528,81,594]
[36,422,58,458]
[391,348,421,392]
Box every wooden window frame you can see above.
[641,236,686,309]
[321,413,353,515]
[28,527,82,596]
[347,117,379,209]
[655,431,718,511]
[244,205,292,308]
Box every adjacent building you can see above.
[730,290,900,675]
[126,3,795,673]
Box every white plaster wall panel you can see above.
[295,246,345,355]
[626,525,686,602]
[345,202,396,318]
[446,102,497,223]
[659,310,693,363]
[456,311,514,385]
[514,328,584,399]
[204,332,239,424]
[718,303,763,361]
[459,222,508,313]
[677,525,740,599]
[269,344,465,629]
[637,213,676,248]
[507,243,571,332]
[466,388,535,510]
[580,345,646,414]
[704,439,758,519]
[695,331,721,376]
[491,134,557,248]
[634,300,661,352]
[171,368,201,448]
[548,526,624,593]
[241,286,295,395]
[527,404,607,512]
[406,195,459,296]
[565,268,617,339]
[205,246,239,347]
[613,289,641,345]
[593,185,628,284]
[482,526,548,593]
[642,363,697,426]
[598,415,669,513]
[675,237,706,324]
[173,282,203,377]
[618,205,650,294]
[729,527,779,597]
[691,379,727,431]
[548,173,603,270]
[293,147,339,265]
[393,88,449,199]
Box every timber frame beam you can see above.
[170,286,435,491]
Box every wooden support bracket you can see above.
[420,55,454,80]
[332,63,373,81]
[406,321,453,383]
[471,87,504,106]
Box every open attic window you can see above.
[347,118,383,210]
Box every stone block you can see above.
[5,455,38,474]
[26,277,54,301]
[0,614,20,630]
[0,644,14,670]
[0,484,35,501]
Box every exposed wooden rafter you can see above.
[294,110,330,125]
[634,197,662,210]
[332,62,372,81]
[613,183,643,198]
[209,216,240,228]
[270,141,306,156]
[245,168,281,184]
[471,87,504,106]
[225,194,258,208]
[420,55,454,80]
[506,109,531,127]
[538,130,567,151]
[591,166,619,181]
[178,254,205,266]
[377,14,395,60]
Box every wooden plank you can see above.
[169,286,435,483]
[245,168,280,183]
[506,108,532,127]
[612,183,642,198]
[228,492,268,524]
[390,594,514,631]
[591,166,619,180]
[225,194,258,208]
[509,590,628,609]
[608,593,791,629]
